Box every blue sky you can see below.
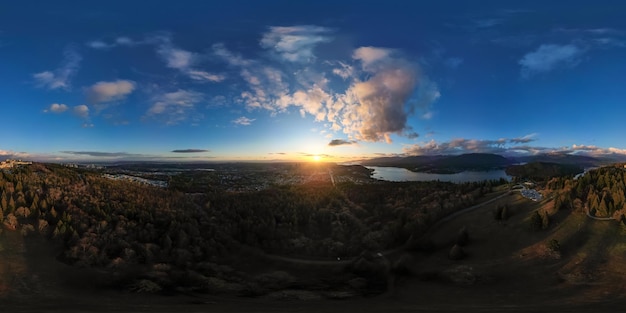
[2,0,626,162]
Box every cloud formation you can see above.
[260,25,332,62]
[87,28,437,139]
[154,36,225,83]
[519,44,583,77]
[400,135,626,158]
[33,48,81,90]
[45,103,68,113]
[328,139,357,146]
[147,89,203,125]
[214,38,438,144]
[510,133,537,144]
[187,70,225,82]
[73,105,89,118]
[86,80,135,103]
[353,47,393,69]
[344,47,421,142]
[403,138,508,155]
[171,149,209,153]
[232,116,255,126]
[0,149,29,161]
[60,151,142,157]
[87,37,138,49]
[212,43,252,66]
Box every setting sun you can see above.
[312,155,321,162]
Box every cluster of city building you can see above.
[0,159,32,169]
[520,188,543,201]
[63,163,105,169]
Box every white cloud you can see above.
[347,62,417,142]
[87,36,140,49]
[0,149,29,160]
[232,116,255,126]
[212,31,439,144]
[239,66,290,112]
[33,48,81,90]
[213,43,252,66]
[403,138,510,155]
[159,46,194,70]
[187,70,226,82]
[45,103,68,113]
[86,80,135,103]
[421,111,434,119]
[260,25,332,62]
[510,133,537,144]
[147,89,203,125]
[331,61,354,79]
[155,36,223,83]
[115,37,134,45]
[322,47,438,143]
[519,44,583,77]
[353,46,393,69]
[397,136,626,158]
[87,40,113,49]
[73,105,90,118]
[289,85,331,121]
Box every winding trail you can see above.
[584,205,614,221]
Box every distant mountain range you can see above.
[361,152,618,174]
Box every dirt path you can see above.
[584,205,614,221]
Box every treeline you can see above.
[506,162,583,181]
[548,166,626,220]
[212,179,494,257]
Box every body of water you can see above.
[367,166,511,183]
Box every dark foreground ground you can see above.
[3,192,626,312]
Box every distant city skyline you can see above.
[2,1,626,162]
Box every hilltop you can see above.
[362,153,514,173]
[362,152,622,175]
